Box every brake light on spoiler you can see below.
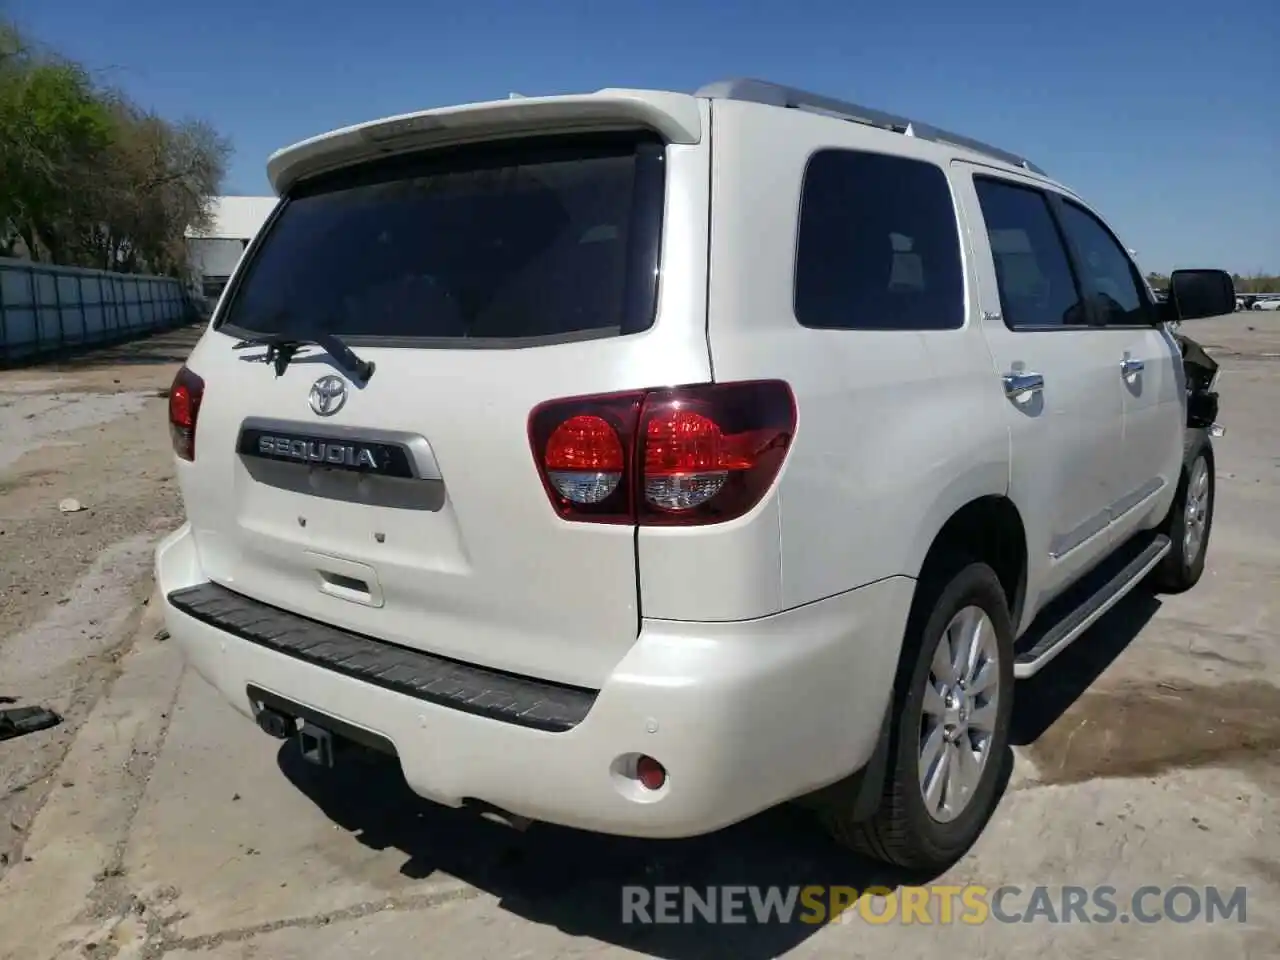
[528,381,797,525]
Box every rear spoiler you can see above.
[267,89,704,195]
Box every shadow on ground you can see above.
[280,750,1020,949]
[276,589,1162,957]
[280,740,999,958]
[1011,588,1280,782]
[1010,588,1161,746]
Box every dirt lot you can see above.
[0,318,1277,959]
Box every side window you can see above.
[1056,201,1149,326]
[794,150,964,330]
[973,178,1085,329]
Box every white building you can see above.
[185,196,276,299]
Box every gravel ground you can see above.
[0,326,197,873]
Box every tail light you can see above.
[528,381,796,525]
[168,365,205,461]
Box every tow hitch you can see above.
[247,686,397,767]
[298,721,336,768]
[253,705,336,767]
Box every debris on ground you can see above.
[0,705,63,742]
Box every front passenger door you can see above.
[1053,198,1184,542]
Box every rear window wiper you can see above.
[233,331,375,382]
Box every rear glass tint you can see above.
[217,135,665,344]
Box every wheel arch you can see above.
[915,494,1029,631]
[817,492,1028,826]
[902,452,1027,625]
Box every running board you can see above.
[1013,533,1170,679]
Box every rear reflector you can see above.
[168,365,205,461]
[528,381,796,525]
[636,755,667,791]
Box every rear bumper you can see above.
[156,522,914,838]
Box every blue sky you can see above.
[11,0,1278,274]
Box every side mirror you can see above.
[1168,269,1235,321]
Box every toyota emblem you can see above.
[308,375,348,417]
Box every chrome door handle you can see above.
[1121,358,1144,376]
[1002,372,1044,399]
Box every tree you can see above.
[1151,270,1280,296]
[1234,273,1280,295]
[0,19,230,275]
[89,96,230,274]
[0,24,114,261]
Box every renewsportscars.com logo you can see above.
[621,884,1249,926]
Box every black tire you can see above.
[821,558,1014,871]
[1150,430,1215,593]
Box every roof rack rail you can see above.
[695,78,1045,176]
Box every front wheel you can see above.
[821,560,1014,871]
[1150,432,1215,593]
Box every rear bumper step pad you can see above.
[167,582,597,732]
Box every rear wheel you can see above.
[1150,432,1214,593]
[822,560,1014,870]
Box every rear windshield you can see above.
[216,134,666,344]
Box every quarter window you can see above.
[973,178,1086,329]
[794,150,964,331]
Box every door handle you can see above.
[1121,357,1144,377]
[1002,372,1044,399]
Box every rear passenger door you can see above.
[1052,198,1183,540]
[952,164,1126,616]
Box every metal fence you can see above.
[0,257,193,364]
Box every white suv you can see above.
[157,78,1234,871]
